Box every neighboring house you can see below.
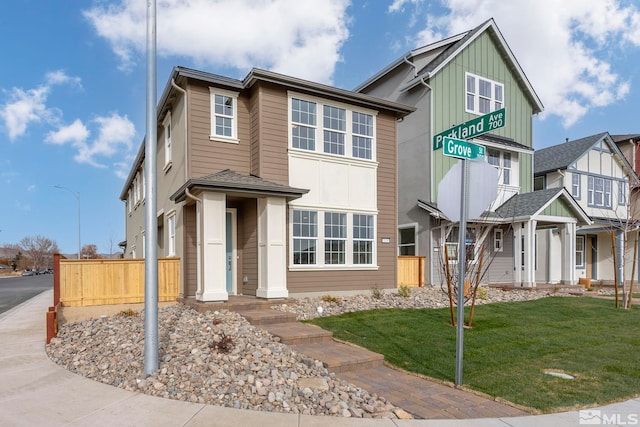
[356,18,590,287]
[613,134,640,206]
[535,133,640,285]
[120,67,413,301]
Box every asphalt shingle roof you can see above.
[495,188,564,218]
[534,133,607,175]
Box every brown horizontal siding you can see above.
[188,82,251,177]
[183,204,197,298]
[240,199,258,295]
[255,83,289,185]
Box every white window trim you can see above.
[576,235,585,268]
[163,112,172,172]
[465,72,504,116]
[209,87,239,144]
[487,148,516,187]
[288,91,377,162]
[572,173,581,199]
[167,211,176,257]
[289,207,378,270]
[587,176,613,208]
[494,228,503,252]
[618,181,627,206]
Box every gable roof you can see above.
[495,188,591,225]
[170,169,309,203]
[356,18,543,114]
[534,132,639,184]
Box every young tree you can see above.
[81,244,101,259]
[19,236,59,269]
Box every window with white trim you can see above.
[293,210,317,265]
[572,173,581,199]
[289,95,376,161]
[210,88,238,142]
[164,112,172,168]
[291,209,376,267]
[445,227,476,263]
[398,226,416,256]
[324,212,346,264]
[487,149,512,185]
[576,236,585,268]
[167,213,176,256]
[494,228,503,252]
[588,176,612,208]
[466,72,504,115]
[141,230,146,258]
[127,190,132,213]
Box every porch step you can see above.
[292,340,384,373]
[264,322,333,345]
[178,296,288,313]
[234,308,298,326]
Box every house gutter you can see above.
[171,79,188,182]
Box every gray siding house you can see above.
[356,18,590,287]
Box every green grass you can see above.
[305,297,640,412]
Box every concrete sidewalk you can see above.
[0,290,638,427]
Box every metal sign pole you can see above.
[455,158,468,386]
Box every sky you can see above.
[1,0,639,255]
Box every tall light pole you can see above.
[54,185,81,259]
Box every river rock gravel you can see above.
[46,286,552,419]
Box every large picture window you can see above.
[466,72,504,115]
[291,209,375,267]
[290,95,375,161]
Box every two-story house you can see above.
[119,67,413,301]
[535,133,640,285]
[356,18,590,288]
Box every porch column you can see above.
[522,220,537,287]
[616,229,624,290]
[257,197,288,299]
[559,222,577,285]
[197,192,228,302]
[514,224,523,285]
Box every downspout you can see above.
[171,79,188,182]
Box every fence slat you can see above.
[397,256,425,287]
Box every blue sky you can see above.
[1,0,639,255]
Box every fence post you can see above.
[53,253,61,306]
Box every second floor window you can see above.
[572,173,581,198]
[588,176,612,208]
[164,113,172,167]
[466,72,504,115]
[487,149,511,185]
[290,95,375,161]
[210,88,238,142]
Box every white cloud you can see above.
[0,70,82,140]
[388,0,423,13]
[392,0,640,128]
[45,119,89,146]
[83,0,350,84]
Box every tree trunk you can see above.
[611,230,620,308]
[467,245,485,327]
[444,245,455,326]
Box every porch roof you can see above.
[495,188,591,225]
[170,169,309,202]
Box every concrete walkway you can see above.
[1,290,639,426]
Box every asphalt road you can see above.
[0,274,53,315]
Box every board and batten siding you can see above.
[187,82,251,178]
[431,31,535,199]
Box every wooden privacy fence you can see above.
[56,255,180,307]
[398,256,426,287]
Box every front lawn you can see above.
[306,297,640,412]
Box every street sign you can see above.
[433,108,505,150]
[442,137,486,160]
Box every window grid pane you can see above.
[352,112,373,159]
[292,99,317,151]
[293,210,317,265]
[353,214,373,264]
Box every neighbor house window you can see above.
[141,230,146,258]
[353,214,374,265]
[588,176,612,208]
[494,228,503,252]
[398,226,416,256]
[576,236,585,268]
[572,173,581,199]
[324,212,346,264]
[127,190,132,213]
[293,210,317,265]
[164,113,172,168]
[210,88,238,142]
[290,94,376,161]
[445,227,476,262]
[466,72,504,115]
[487,149,512,185]
[168,213,176,256]
[618,181,627,206]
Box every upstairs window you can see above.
[210,88,238,142]
[572,173,581,199]
[487,149,512,185]
[163,112,172,168]
[618,181,627,206]
[290,94,376,161]
[588,176,612,208]
[466,72,504,115]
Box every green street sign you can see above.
[433,108,505,150]
[442,137,486,160]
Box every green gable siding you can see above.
[431,32,535,199]
[542,198,574,218]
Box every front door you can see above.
[586,236,597,279]
[226,209,237,294]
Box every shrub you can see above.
[117,308,140,317]
[476,286,489,300]
[321,295,341,304]
[371,286,383,299]
[211,333,234,353]
[398,285,412,298]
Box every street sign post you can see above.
[442,137,486,160]
[433,108,505,150]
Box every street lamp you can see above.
[54,185,81,260]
